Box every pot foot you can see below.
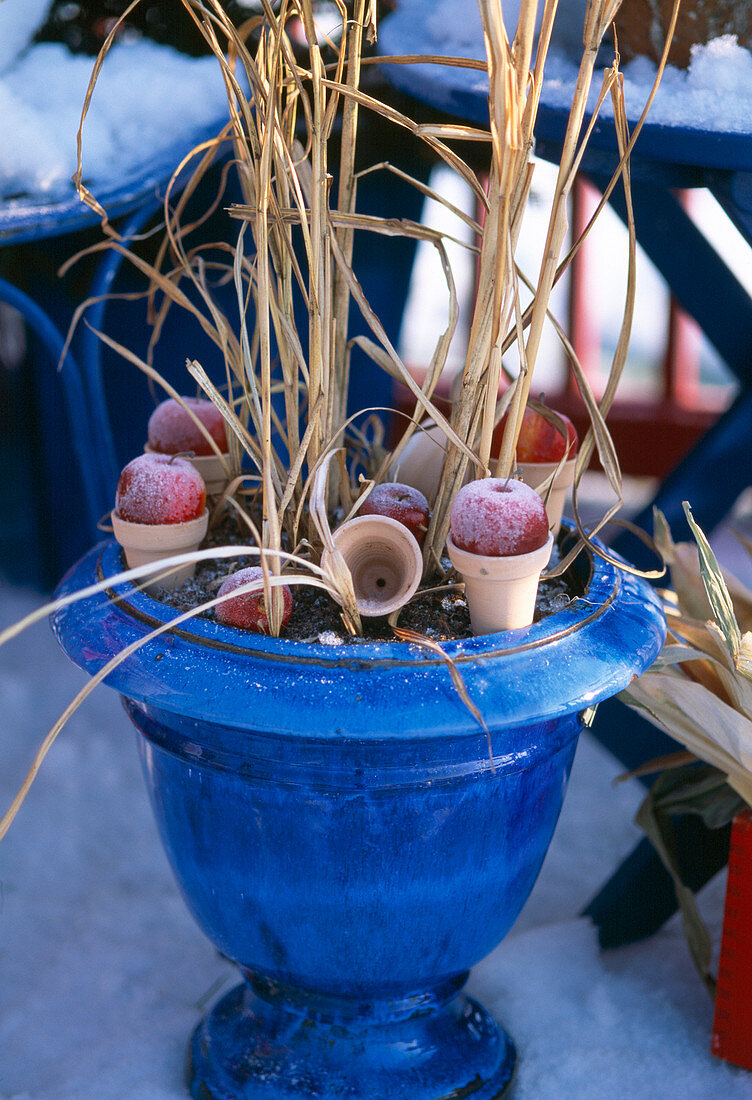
[187,976,515,1099]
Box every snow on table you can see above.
[0,38,230,202]
[389,0,752,137]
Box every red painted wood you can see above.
[712,808,752,1070]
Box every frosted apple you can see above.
[216,566,293,633]
[449,478,549,558]
[115,453,206,525]
[513,405,577,464]
[359,482,430,545]
[147,397,228,456]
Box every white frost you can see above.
[0,36,229,199]
[419,0,752,135]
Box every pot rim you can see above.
[92,533,608,665]
[51,526,666,737]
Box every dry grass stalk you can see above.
[422,0,640,566]
[63,0,670,611]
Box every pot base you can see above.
[187,975,516,1099]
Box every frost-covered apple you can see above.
[115,453,206,525]
[449,478,549,557]
[503,405,578,464]
[147,397,228,456]
[359,482,430,545]
[216,566,293,633]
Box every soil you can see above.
[149,511,581,645]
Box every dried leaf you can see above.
[684,502,742,661]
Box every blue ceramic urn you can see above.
[52,531,665,1099]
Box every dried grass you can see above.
[0,0,678,832]
[65,0,672,592]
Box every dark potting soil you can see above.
[147,511,583,645]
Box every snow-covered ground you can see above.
[0,560,750,1099]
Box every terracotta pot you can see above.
[395,429,576,536]
[111,509,209,593]
[447,532,554,634]
[322,514,423,617]
[615,0,752,68]
[187,452,231,497]
[517,458,576,536]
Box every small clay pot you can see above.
[111,509,209,593]
[392,424,448,504]
[145,444,230,498]
[447,533,554,634]
[187,452,231,498]
[322,515,423,618]
[615,0,752,68]
[517,458,576,536]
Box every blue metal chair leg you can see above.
[0,275,108,537]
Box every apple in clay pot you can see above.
[500,405,577,464]
[115,453,207,525]
[112,453,209,593]
[147,397,228,456]
[447,478,553,635]
[359,482,431,545]
[450,478,549,557]
[216,566,293,634]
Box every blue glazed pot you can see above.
[52,532,665,1099]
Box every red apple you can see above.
[147,397,228,457]
[216,566,293,633]
[449,477,549,557]
[499,405,577,464]
[359,482,430,545]
[115,453,206,525]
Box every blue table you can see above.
[378,1,748,944]
[3,96,429,585]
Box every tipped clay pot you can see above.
[322,514,423,617]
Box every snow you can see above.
[545,35,752,133]
[0,25,229,199]
[414,0,752,134]
[0,0,51,76]
[0,579,749,1098]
